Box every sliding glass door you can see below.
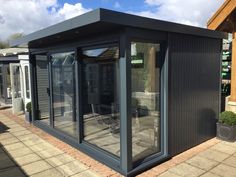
[51,52,77,137]
[35,52,77,138]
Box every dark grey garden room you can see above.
[12,8,226,176]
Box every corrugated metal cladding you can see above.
[168,33,222,156]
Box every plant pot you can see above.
[25,111,32,123]
[216,122,236,142]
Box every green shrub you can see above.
[219,111,236,126]
[26,102,31,113]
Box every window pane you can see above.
[51,52,77,137]
[24,66,30,99]
[82,46,120,157]
[12,65,21,98]
[131,42,161,162]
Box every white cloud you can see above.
[57,3,91,19]
[0,0,226,41]
[130,0,225,27]
[114,1,121,9]
[0,0,91,40]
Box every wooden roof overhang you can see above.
[208,0,236,32]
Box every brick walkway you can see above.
[1,109,236,177]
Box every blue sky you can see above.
[57,0,154,12]
[0,0,224,40]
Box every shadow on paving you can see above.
[0,122,28,177]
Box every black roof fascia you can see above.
[100,9,227,39]
[11,8,227,47]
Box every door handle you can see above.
[47,88,50,96]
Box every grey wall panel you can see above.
[36,56,50,119]
[168,33,221,156]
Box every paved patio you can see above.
[1,109,236,177]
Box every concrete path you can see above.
[0,113,102,177]
[1,110,236,177]
[157,141,236,177]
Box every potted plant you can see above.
[25,102,32,123]
[217,111,236,142]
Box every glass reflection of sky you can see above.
[83,48,108,57]
[52,52,74,65]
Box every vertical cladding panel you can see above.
[36,56,50,118]
[168,33,221,156]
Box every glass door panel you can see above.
[81,46,121,157]
[131,42,161,162]
[51,52,77,137]
[10,64,22,99]
[6,66,12,99]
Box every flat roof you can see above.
[11,8,227,47]
[0,48,28,57]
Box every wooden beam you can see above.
[207,0,236,30]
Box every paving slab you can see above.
[211,143,236,155]
[7,147,33,158]
[4,142,27,152]
[14,153,42,166]
[198,149,230,162]
[169,163,205,177]
[29,142,56,152]
[11,130,32,137]
[0,167,26,177]
[21,160,52,176]
[4,110,236,177]
[220,141,236,148]
[36,148,64,159]
[31,168,64,177]
[46,153,75,167]
[8,127,26,133]
[56,161,89,176]
[200,172,220,177]
[222,156,236,168]
[7,125,22,129]
[210,164,236,177]
[0,133,14,141]
[1,120,16,125]
[17,134,40,141]
[158,171,181,177]
[0,137,19,145]
[186,155,219,171]
[72,170,102,177]
[22,139,45,146]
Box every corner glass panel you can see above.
[35,54,50,124]
[51,52,77,137]
[131,42,161,162]
[82,46,120,157]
